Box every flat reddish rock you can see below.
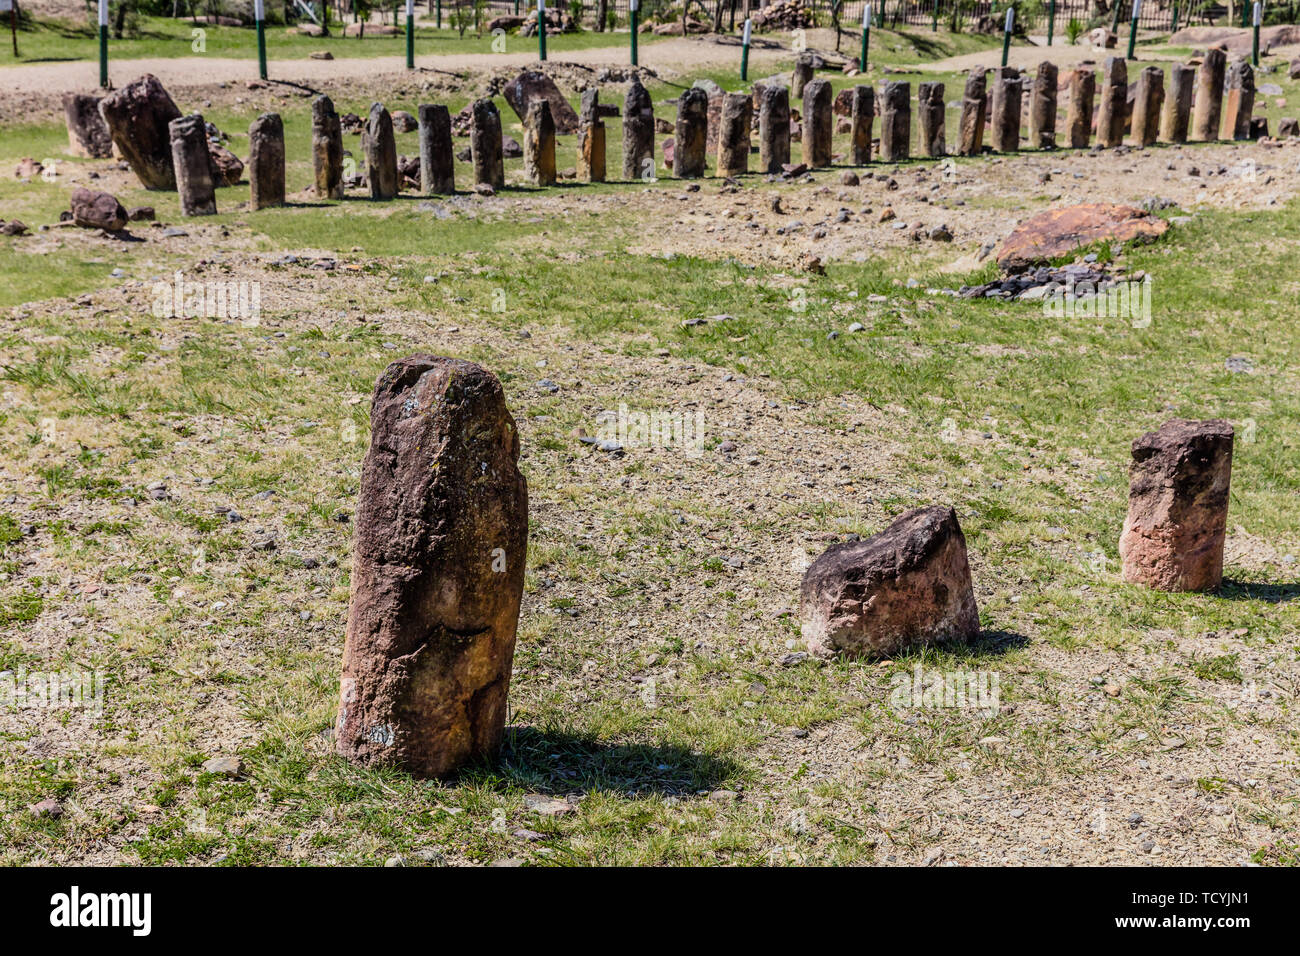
[1119,419,1234,592]
[996,202,1169,272]
[801,505,980,659]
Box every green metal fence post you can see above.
[98,0,109,88]
[741,17,750,80]
[1252,1,1261,66]
[1126,0,1140,59]
[1001,7,1013,67]
[630,0,638,65]
[538,0,547,60]
[861,6,870,72]
[1048,0,1056,46]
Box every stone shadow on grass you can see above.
[1217,579,1300,604]
[480,726,742,798]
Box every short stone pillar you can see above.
[801,505,980,659]
[365,102,399,200]
[850,85,874,165]
[577,89,606,183]
[168,113,217,217]
[673,87,709,178]
[716,92,752,178]
[759,84,791,173]
[1224,58,1256,141]
[248,112,285,210]
[622,76,655,181]
[1119,419,1233,592]
[418,104,455,195]
[792,53,815,100]
[1096,57,1128,148]
[1066,68,1096,148]
[98,73,183,191]
[1130,66,1164,147]
[990,68,1022,152]
[471,98,505,190]
[1193,47,1227,141]
[801,78,833,168]
[524,99,557,186]
[880,81,911,162]
[918,81,946,157]
[957,69,987,156]
[335,355,528,778]
[1028,61,1059,149]
[312,95,344,199]
[1161,64,1195,144]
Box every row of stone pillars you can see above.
[169,110,286,217]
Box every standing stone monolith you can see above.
[1066,68,1096,148]
[759,84,791,173]
[1130,66,1164,147]
[792,53,814,99]
[312,95,344,199]
[335,355,528,778]
[524,99,557,187]
[1224,58,1255,141]
[63,93,113,159]
[918,81,946,157]
[801,505,980,659]
[673,86,709,178]
[850,85,874,165]
[801,79,833,168]
[471,98,505,190]
[1119,419,1233,593]
[1028,61,1059,149]
[248,112,285,211]
[1193,47,1227,141]
[98,74,182,190]
[1096,57,1129,148]
[716,92,752,178]
[990,68,1022,153]
[168,113,216,217]
[577,89,606,183]
[880,81,911,162]
[1160,63,1194,144]
[365,103,399,200]
[623,76,655,181]
[418,104,455,194]
[957,69,987,156]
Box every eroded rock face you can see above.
[98,74,183,190]
[336,355,528,778]
[503,71,580,135]
[63,93,114,159]
[801,505,980,659]
[69,187,127,231]
[997,202,1169,272]
[1119,419,1233,592]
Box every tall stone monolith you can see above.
[759,83,791,173]
[248,112,285,210]
[168,113,216,216]
[419,104,456,194]
[312,95,344,199]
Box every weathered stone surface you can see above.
[1193,47,1227,141]
[98,74,182,190]
[716,93,752,178]
[502,70,580,135]
[1130,66,1164,147]
[791,53,815,100]
[168,114,217,217]
[1223,58,1255,141]
[524,100,557,186]
[1119,419,1233,592]
[918,81,946,157]
[577,89,606,183]
[673,87,709,178]
[800,505,980,659]
[880,81,911,162]
[990,68,1022,152]
[1279,116,1300,138]
[1028,62,1058,149]
[419,104,456,195]
[849,85,873,165]
[62,93,113,159]
[1161,64,1195,144]
[207,142,243,187]
[69,187,127,231]
[391,109,418,133]
[759,84,791,173]
[1066,68,1096,148]
[957,69,987,156]
[471,98,505,190]
[312,95,345,200]
[365,103,399,200]
[248,112,285,210]
[335,355,528,778]
[622,77,655,180]
[1096,57,1128,148]
[801,79,832,168]
[997,202,1169,271]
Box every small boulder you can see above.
[502,70,581,135]
[997,202,1168,272]
[69,187,128,231]
[392,110,418,133]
